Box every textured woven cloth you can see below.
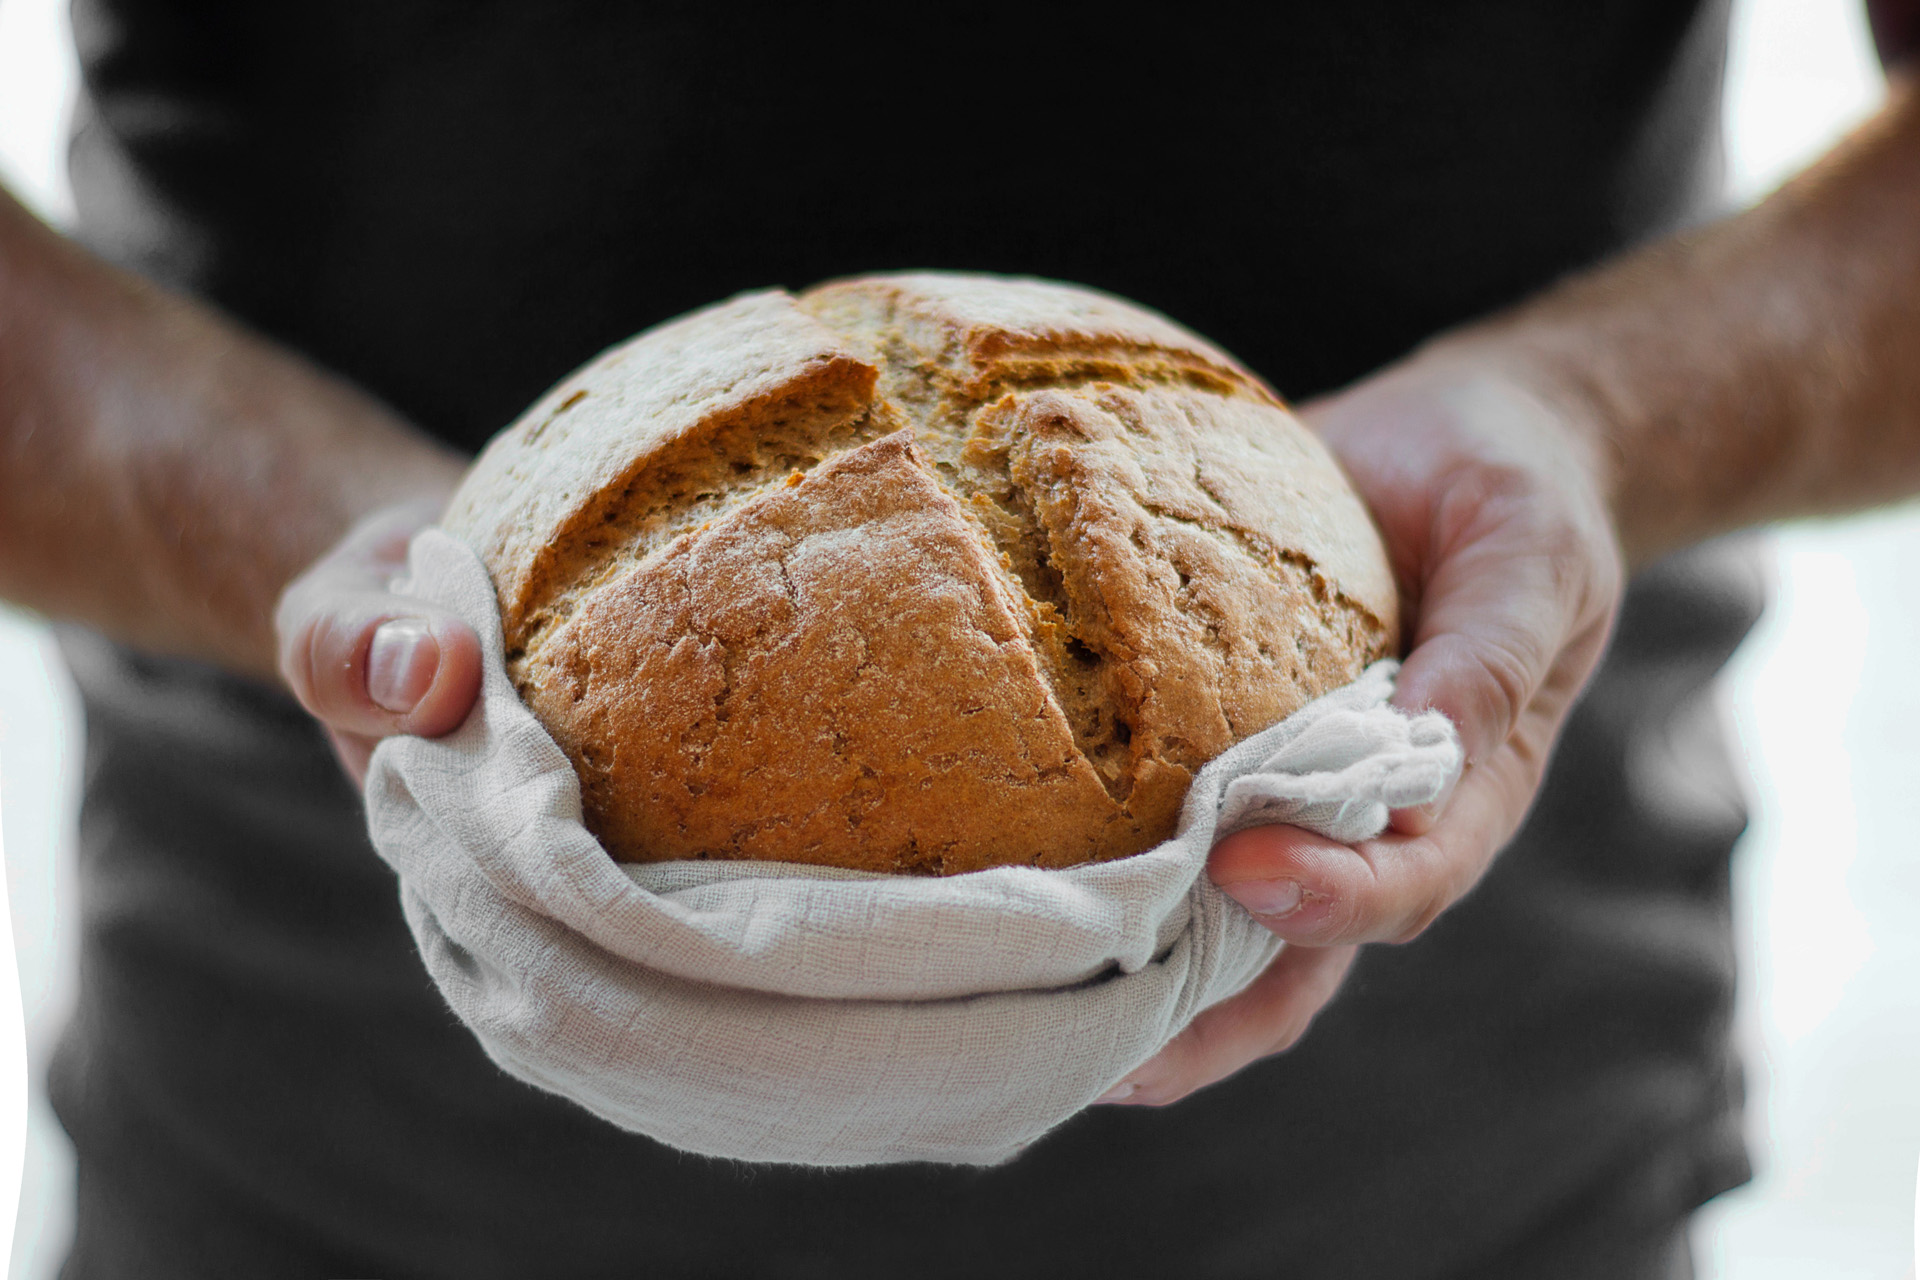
[365,529,1461,1166]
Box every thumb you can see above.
[275,511,482,744]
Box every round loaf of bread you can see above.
[442,273,1399,875]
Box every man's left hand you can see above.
[1099,347,1622,1106]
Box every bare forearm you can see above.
[1427,72,1920,569]
[0,187,466,680]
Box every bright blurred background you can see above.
[1,0,1917,1275]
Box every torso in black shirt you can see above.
[50,3,1756,1276]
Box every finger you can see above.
[275,511,483,742]
[279,588,483,742]
[1209,704,1555,947]
[1393,499,1605,765]
[1305,378,1618,774]
[1095,944,1358,1107]
[1385,759,1462,837]
[1386,515,1614,848]
[1215,609,1603,948]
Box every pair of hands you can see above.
[276,349,1623,1109]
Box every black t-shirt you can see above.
[50,2,1759,1276]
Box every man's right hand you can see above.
[275,502,483,784]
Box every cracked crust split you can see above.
[443,273,1399,875]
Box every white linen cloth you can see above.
[365,529,1462,1167]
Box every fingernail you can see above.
[1226,879,1304,918]
[1094,1081,1137,1104]
[368,619,438,713]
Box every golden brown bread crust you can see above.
[443,273,1399,874]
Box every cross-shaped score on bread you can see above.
[443,273,1398,874]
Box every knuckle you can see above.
[1437,456,1616,610]
[1289,882,1366,946]
[1433,459,1536,538]
[1388,892,1448,945]
[1323,890,1370,943]
[1122,1065,1188,1110]
[1385,836,1459,944]
[1176,1013,1229,1069]
[1386,828,1490,944]
[1470,635,1536,749]
[1264,1010,1314,1056]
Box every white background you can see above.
[2,0,1918,1275]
